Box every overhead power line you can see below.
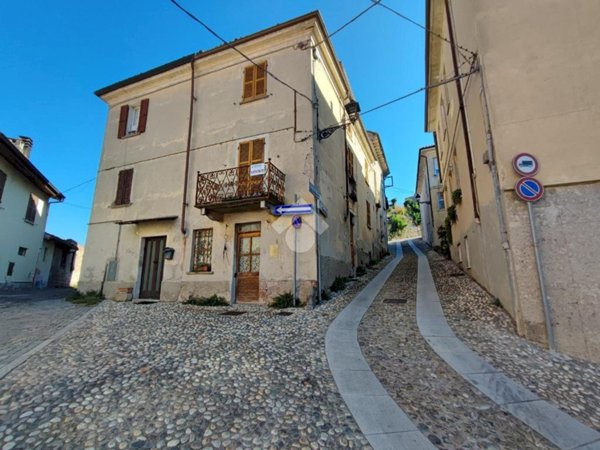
[61,176,96,194]
[313,1,381,48]
[168,0,314,104]
[373,0,476,62]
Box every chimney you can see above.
[9,136,34,159]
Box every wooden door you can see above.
[235,224,261,302]
[238,139,265,197]
[139,236,166,299]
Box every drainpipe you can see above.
[311,50,322,308]
[421,154,435,242]
[479,63,523,334]
[181,55,197,235]
[445,0,479,220]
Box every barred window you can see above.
[191,228,213,272]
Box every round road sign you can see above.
[515,177,544,202]
[513,153,539,176]
[292,215,302,229]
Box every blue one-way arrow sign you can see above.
[272,204,313,216]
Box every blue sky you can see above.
[0,0,432,245]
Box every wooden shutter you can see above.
[25,195,36,222]
[255,62,267,96]
[366,201,371,228]
[116,169,134,205]
[251,139,265,163]
[239,142,251,166]
[243,67,254,100]
[138,99,149,133]
[118,105,129,138]
[0,170,6,202]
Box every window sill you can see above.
[111,202,132,208]
[187,271,214,275]
[240,94,268,105]
[24,219,35,225]
[119,132,142,140]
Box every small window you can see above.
[457,243,463,263]
[25,194,38,223]
[346,145,355,182]
[437,192,445,210]
[433,157,440,176]
[0,169,6,202]
[60,251,67,268]
[191,229,213,272]
[7,262,15,276]
[18,247,27,256]
[114,169,134,206]
[118,99,149,138]
[366,201,372,229]
[242,61,267,102]
[464,236,471,268]
[43,247,48,262]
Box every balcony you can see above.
[195,161,285,220]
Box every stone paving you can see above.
[420,241,600,432]
[358,243,554,449]
[0,289,86,370]
[0,261,390,450]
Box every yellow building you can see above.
[415,145,446,247]
[79,11,389,305]
[425,0,600,361]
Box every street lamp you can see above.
[318,99,361,141]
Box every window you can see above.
[346,145,355,182]
[366,201,371,229]
[242,61,267,102]
[25,194,38,223]
[433,157,440,176]
[7,262,15,276]
[437,192,445,210]
[60,251,67,268]
[0,169,6,202]
[18,247,27,256]
[43,247,48,262]
[191,229,213,272]
[114,169,134,206]
[464,237,471,268]
[118,99,149,138]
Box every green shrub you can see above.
[330,276,347,292]
[67,290,104,306]
[447,205,458,223]
[184,294,228,306]
[270,291,301,309]
[356,266,367,277]
[452,188,463,205]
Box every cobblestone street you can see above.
[0,264,389,450]
[0,289,85,370]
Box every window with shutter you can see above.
[366,201,371,229]
[25,194,37,223]
[191,229,213,272]
[115,169,134,205]
[241,61,268,102]
[118,99,149,138]
[0,169,6,202]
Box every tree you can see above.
[390,198,397,209]
[389,212,408,236]
[403,198,421,226]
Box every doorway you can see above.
[235,223,261,302]
[139,236,166,299]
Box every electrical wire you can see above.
[61,176,96,194]
[373,0,476,62]
[168,0,314,104]
[312,1,381,48]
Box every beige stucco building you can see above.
[425,0,600,361]
[415,145,446,247]
[0,133,66,288]
[79,11,389,305]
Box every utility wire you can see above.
[168,0,314,104]
[312,1,381,48]
[61,176,96,194]
[373,0,476,62]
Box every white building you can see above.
[0,133,66,288]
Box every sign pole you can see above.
[527,202,556,352]
[293,194,298,307]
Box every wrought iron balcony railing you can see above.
[195,161,285,211]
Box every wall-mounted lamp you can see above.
[415,193,431,205]
[164,247,175,260]
[318,99,361,141]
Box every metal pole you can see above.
[527,202,556,351]
[293,194,298,306]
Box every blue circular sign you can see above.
[292,215,302,229]
[515,177,544,202]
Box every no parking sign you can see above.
[515,177,544,202]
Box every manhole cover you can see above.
[276,311,293,316]
[383,298,407,304]
[220,311,247,316]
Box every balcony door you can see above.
[235,223,261,302]
[238,139,265,198]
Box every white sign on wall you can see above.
[250,163,266,177]
[512,153,539,176]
